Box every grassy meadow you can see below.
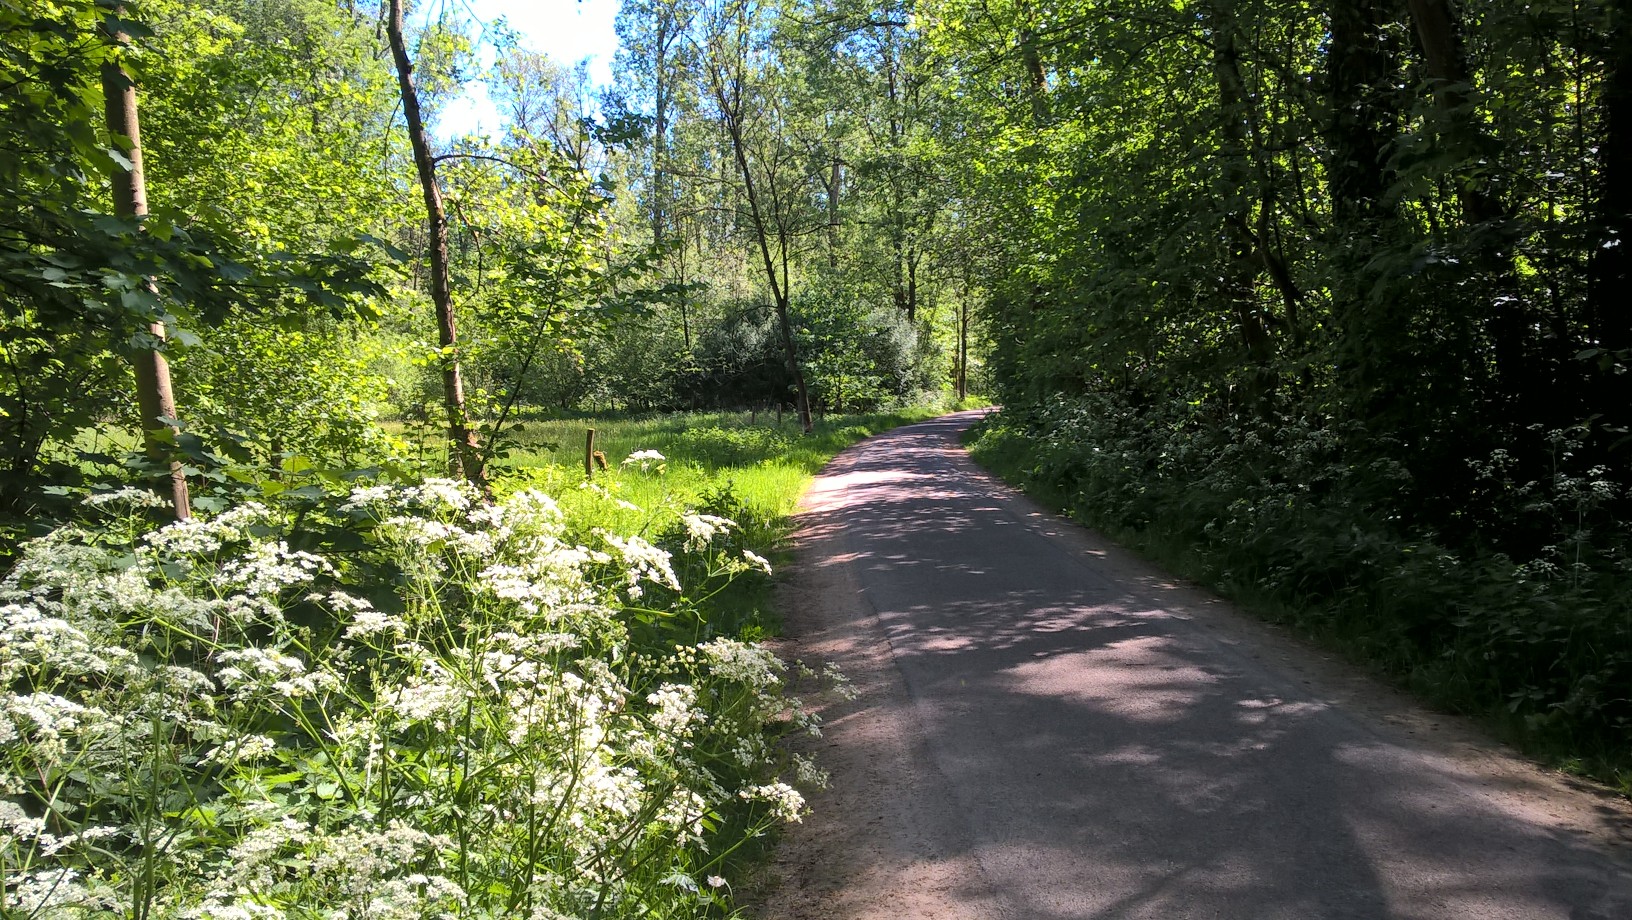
[499,408,960,632]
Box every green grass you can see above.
[43,404,970,639]
[480,405,964,638]
[499,408,941,508]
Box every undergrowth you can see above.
[967,397,1632,795]
[1,404,957,917]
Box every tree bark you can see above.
[653,17,671,247]
[387,0,485,487]
[1017,2,1049,127]
[1328,0,1398,220]
[1326,0,1405,413]
[826,153,843,268]
[1209,0,1275,377]
[101,11,190,520]
[1590,0,1632,358]
[1405,0,1502,226]
[956,277,970,402]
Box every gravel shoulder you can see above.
[751,410,1632,920]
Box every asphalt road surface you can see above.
[755,410,1632,920]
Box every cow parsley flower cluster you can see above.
[679,512,735,552]
[0,481,826,919]
[621,449,667,473]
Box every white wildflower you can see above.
[6,692,92,739]
[185,901,282,920]
[602,533,681,592]
[343,607,404,639]
[739,781,805,822]
[205,733,276,765]
[145,502,273,555]
[38,825,117,858]
[621,449,666,468]
[405,477,475,512]
[742,549,773,575]
[645,683,699,735]
[219,541,334,597]
[793,753,830,788]
[680,512,736,552]
[339,483,396,512]
[0,800,45,840]
[82,486,168,510]
[698,637,784,690]
[378,671,467,727]
[3,868,111,914]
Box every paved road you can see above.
[757,411,1632,920]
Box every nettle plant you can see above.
[1,480,823,919]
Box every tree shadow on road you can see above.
[776,414,1632,920]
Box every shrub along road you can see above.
[756,411,1632,920]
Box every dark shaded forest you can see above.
[956,0,1632,778]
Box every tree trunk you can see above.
[1208,1,1275,379]
[1405,0,1502,225]
[1590,0,1632,358]
[826,153,843,268]
[1581,0,1632,436]
[1326,0,1405,416]
[1406,0,1533,419]
[1328,0,1398,221]
[101,11,190,520]
[387,0,485,487]
[905,245,919,323]
[653,18,670,248]
[711,77,812,432]
[1017,2,1049,126]
[956,283,970,401]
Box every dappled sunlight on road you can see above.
[769,410,1632,920]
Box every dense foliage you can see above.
[1,0,981,539]
[940,0,1632,770]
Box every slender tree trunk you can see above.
[678,235,692,350]
[826,153,843,268]
[1328,0,1398,221]
[1017,2,1049,126]
[1405,0,1502,225]
[711,79,812,431]
[387,0,485,487]
[885,46,911,318]
[956,281,970,401]
[1583,0,1632,434]
[653,19,670,247]
[1326,0,1401,386]
[905,245,919,323]
[1208,1,1275,378]
[101,12,189,520]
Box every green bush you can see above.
[971,396,1632,780]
